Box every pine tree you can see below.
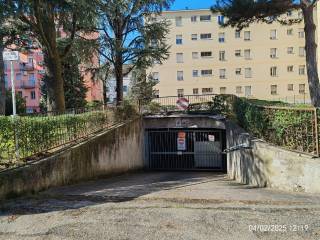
[97,0,172,105]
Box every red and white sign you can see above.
[177,131,186,151]
[176,98,189,110]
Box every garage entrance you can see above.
[145,128,226,171]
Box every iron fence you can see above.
[0,105,124,171]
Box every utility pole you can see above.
[3,51,20,159]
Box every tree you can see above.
[5,90,26,116]
[17,0,97,111]
[97,0,172,105]
[42,51,88,110]
[212,0,320,107]
[0,0,18,115]
[129,69,158,105]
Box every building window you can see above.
[299,65,306,75]
[175,16,182,27]
[235,50,241,57]
[245,68,252,78]
[18,91,22,97]
[193,88,199,94]
[176,35,182,45]
[152,72,159,81]
[244,86,252,97]
[201,69,213,76]
[236,86,242,94]
[271,85,277,95]
[200,15,211,22]
[154,90,160,98]
[201,51,212,58]
[299,47,305,57]
[200,33,212,40]
[176,53,183,63]
[270,29,277,40]
[287,66,294,72]
[244,49,251,59]
[298,29,305,38]
[219,51,226,61]
[191,34,197,41]
[177,71,184,81]
[31,91,36,99]
[192,70,199,77]
[191,16,197,22]
[123,86,128,92]
[288,84,294,91]
[177,89,184,97]
[235,68,242,75]
[218,32,225,42]
[287,47,294,54]
[218,15,224,25]
[202,88,213,94]
[192,52,199,59]
[244,31,251,41]
[219,69,226,79]
[28,73,35,84]
[270,48,277,58]
[235,30,241,38]
[299,84,305,94]
[16,73,22,81]
[287,28,293,35]
[220,87,226,94]
[270,66,278,77]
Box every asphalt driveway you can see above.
[0,171,320,240]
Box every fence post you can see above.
[314,108,319,156]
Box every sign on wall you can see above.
[177,131,186,151]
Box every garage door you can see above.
[145,129,226,171]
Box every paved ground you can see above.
[0,171,320,240]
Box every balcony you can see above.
[21,80,36,89]
[20,62,34,71]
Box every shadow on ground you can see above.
[1,171,319,217]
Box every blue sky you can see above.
[170,0,215,10]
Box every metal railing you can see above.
[144,94,320,157]
[0,105,126,171]
[243,105,319,156]
[149,94,217,112]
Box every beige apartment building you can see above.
[149,8,315,103]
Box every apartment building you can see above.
[4,50,44,113]
[105,65,134,103]
[149,9,313,103]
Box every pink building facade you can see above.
[4,50,44,113]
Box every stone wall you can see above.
[226,120,320,193]
[0,118,144,199]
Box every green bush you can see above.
[0,110,109,168]
[229,96,315,154]
[114,100,139,121]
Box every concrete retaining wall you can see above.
[226,120,320,193]
[0,118,144,199]
[144,115,225,129]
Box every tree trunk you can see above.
[115,53,123,106]
[0,42,6,115]
[302,5,320,107]
[46,51,66,112]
